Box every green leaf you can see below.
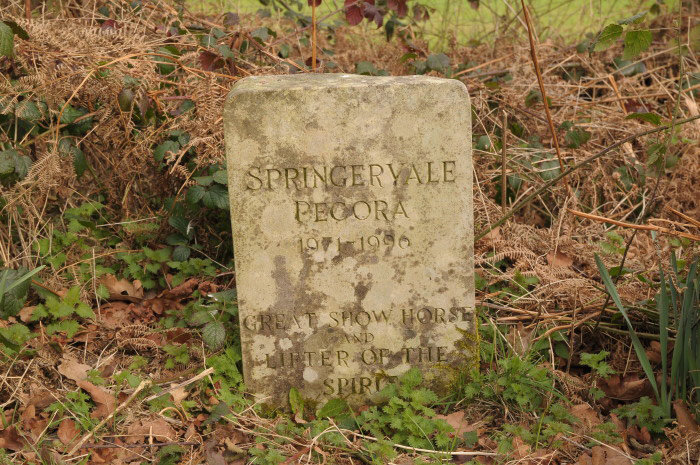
[623,30,652,60]
[564,127,591,148]
[202,184,228,209]
[194,176,214,186]
[3,20,28,40]
[186,185,206,204]
[73,146,88,178]
[168,216,190,236]
[189,310,215,326]
[153,140,179,163]
[211,289,237,302]
[16,100,42,122]
[593,24,623,52]
[595,254,660,402]
[317,398,350,418]
[426,53,450,73]
[250,27,270,43]
[59,104,84,125]
[626,112,662,125]
[617,11,647,25]
[289,387,304,416]
[0,22,14,58]
[172,245,190,262]
[355,61,375,75]
[202,320,226,349]
[212,169,228,185]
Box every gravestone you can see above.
[224,74,475,406]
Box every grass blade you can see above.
[658,267,670,416]
[595,254,660,401]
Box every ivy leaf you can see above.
[592,24,623,52]
[202,320,226,349]
[623,29,652,60]
[0,22,14,58]
[625,112,661,125]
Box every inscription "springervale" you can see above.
[244,161,457,190]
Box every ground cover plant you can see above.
[0,0,699,463]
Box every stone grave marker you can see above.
[224,74,475,406]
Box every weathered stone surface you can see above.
[224,74,475,406]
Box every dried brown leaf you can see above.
[0,426,24,451]
[101,274,144,301]
[57,418,80,446]
[58,358,91,383]
[126,418,176,443]
[673,399,700,433]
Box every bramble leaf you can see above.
[623,29,652,60]
[593,24,623,52]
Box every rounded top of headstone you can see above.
[226,73,468,100]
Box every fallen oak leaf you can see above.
[547,250,574,268]
[58,358,91,383]
[100,274,143,302]
[599,374,654,401]
[77,380,115,419]
[434,410,477,437]
[57,418,80,446]
[570,403,602,430]
[125,418,176,443]
[673,399,700,433]
[0,426,25,451]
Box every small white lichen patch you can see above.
[303,367,318,382]
[279,338,293,350]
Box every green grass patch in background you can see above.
[186,0,677,49]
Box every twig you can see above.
[501,108,508,213]
[453,53,516,77]
[143,367,214,402]
[474,114,700,242]
[80,441,199,449]
[67,379,152,456]
[311,0,317,71]
[568,209,700,241]
[666,206,700,228]
[520,0,569,195]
